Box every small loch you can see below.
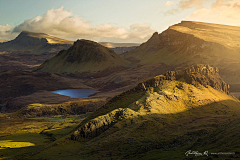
[49,89,99,98]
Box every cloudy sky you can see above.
[0,0,240,43]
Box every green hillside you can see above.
[68,65,240,159]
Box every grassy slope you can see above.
[78,81,240,159]
[174,21,240,49]
[25,79,240,160]
[0,113,90,160]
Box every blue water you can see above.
[49,89,99,98]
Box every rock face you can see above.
[136,64,229,94]
[74,115,112,139]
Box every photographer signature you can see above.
[185,150,209,156]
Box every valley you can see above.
[1,21,240,159]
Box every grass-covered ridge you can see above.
[64,65,240,159]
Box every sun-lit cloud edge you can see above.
[0,6,155,43]
[164,0,240,27]
[186,0,240,27]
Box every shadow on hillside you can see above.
[73,99,240,159]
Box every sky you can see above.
[0,0,240,43]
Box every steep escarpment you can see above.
[0,31,73,54]
[121,21,240,87]
[71,65,237,143]
[35,39,130,77]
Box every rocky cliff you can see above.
[136,64,229,94]
[72,64,231,140]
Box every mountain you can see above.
[35,39,130,77]
[121,21,240,89]
[68,65,240,158]
[99,42,140,54]
[0,31,73,54]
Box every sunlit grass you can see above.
[0,140,35,149]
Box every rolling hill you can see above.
[0,31,73,54]
[35,39,130,77]
[121,21,240,89]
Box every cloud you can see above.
[179,0,204,9]
[186,0,240,26]
[165,0,205,15]
[1,6,154,42]
[0,24,18,40]
[165,1,176,7]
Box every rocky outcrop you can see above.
[73,115,112,139]
[135,64,229,94]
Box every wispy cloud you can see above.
[186,0,240,26]
[179,0,204,9]
[0,6,155,42]
[165,0,205,15]
[165,1,176,7]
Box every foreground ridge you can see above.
[72,64,233,140]
[135,64,229,94]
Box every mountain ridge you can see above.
[120,21,240,88]
[72,64,235,139]
[68,64,240,158]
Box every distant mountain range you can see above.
[0,31,73,54]
[99,42,140,48]
[32,21,240,92]
[0,32,139,55]
[99,42,140,54]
